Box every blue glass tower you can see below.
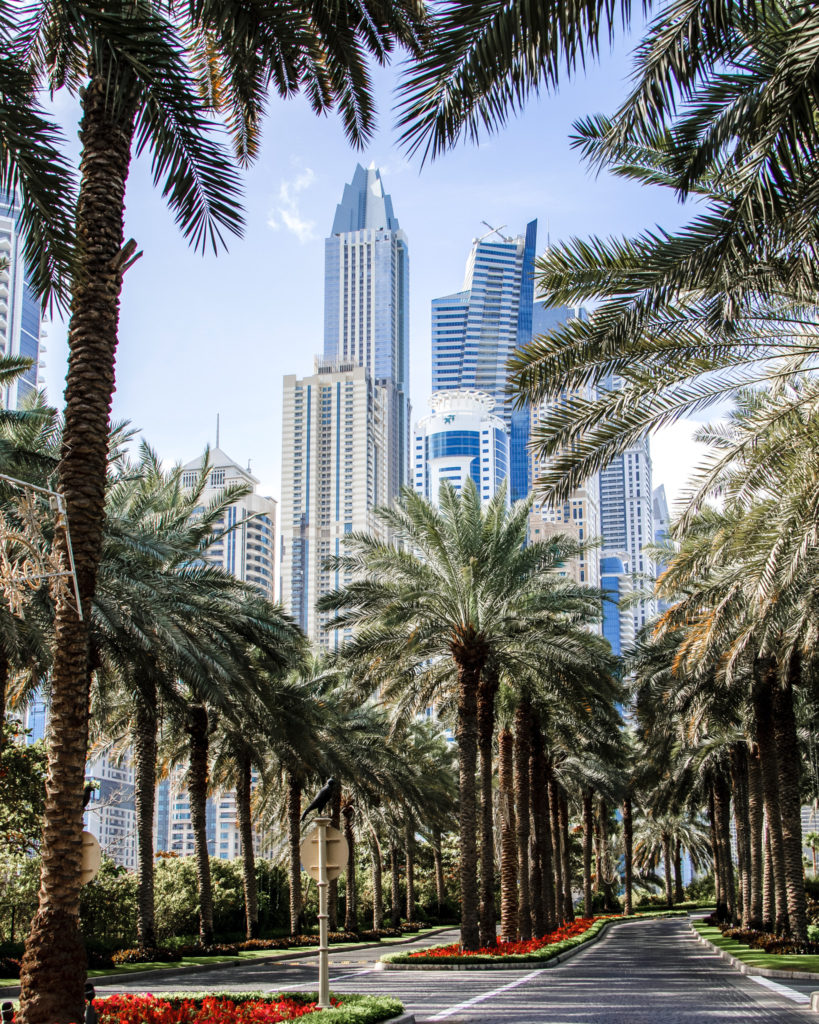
[324,164,409,495]
[0,190,42,407]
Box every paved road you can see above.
[94,918,819,1022]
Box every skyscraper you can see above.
[413,389,509,504]
[0,190,44,408]
[324,163,409,494]
[280,360,389,646]
[431,221,536,501]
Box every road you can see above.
[94,917,819,1022]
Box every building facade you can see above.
[324,164,410,495]
[431,221,537,501]
[0,190,45,409]
[280,361,389,646]
[413,389,509,504]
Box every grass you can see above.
[693,921,819,974]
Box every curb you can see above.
[379,915,663,971]
[0,928,455,998]
[690,922,819,983]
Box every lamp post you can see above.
[300,816,348,1009]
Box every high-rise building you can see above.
[155,447,276,861]
[280,360,389,646]
[84,756,137,871]
[413,389,509,504]
[180,447,277,600]
[431,221,537,501]
[324,163,409,495]
[0,190,45,408]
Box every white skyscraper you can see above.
[413,390,509,504]
[0,190,46,408]
[280,360,389,646]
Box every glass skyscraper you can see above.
[0,189,43,408]
[431,221,542,501]
[324,163,410,493]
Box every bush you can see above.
[721,926,819,955]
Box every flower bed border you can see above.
[92,991,406,1024]
[690,921,819,982]
[380,911,688,970]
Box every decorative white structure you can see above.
[413,389,509,504]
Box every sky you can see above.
[41,28,713,518]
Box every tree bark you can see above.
[18,71,137,1024]
[370,830,384,931]
[530,725,554,936]
[772,666,808,941]
[598,800,615,911]
[747,746,764,928]
[432,827,446,920]
[187,705,214,945]
[477,669,499,947]
[559,789,574,922]
[236,748,258,939]
[454,647,484,950]
[753,661,789,934]
[662,833,673,909]
[134,689,157,949]
[707,782,723,910]
[762,819,774,930]
[343,802,356,933]
[328,788,341,931]
[712,769,736,924]
[582,789,594,916]
[404,818,415,923]
[498,728,518,941]
[729,743,752,929]
[286,771,303,935]
[547,769,564,925]
[514,700,532,941]
[0,651,8,753]
[673,839,684,905]
[622,795,633,916]
[390,845,401,928]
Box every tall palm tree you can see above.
[11,3,426,1015]
[319,480,607,950]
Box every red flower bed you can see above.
[408,916,615,958]
[93,994,333,1024]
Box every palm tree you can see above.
[319,480,607,950]
[11,3,427,1014]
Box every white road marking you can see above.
[279,967,377,990]
[426,970,542,1020]
[748,975,811,1004]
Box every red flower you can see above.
[407,915,619,959]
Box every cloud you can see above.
[267,168,316,243]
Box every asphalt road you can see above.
[93,917,819,1022]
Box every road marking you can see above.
[748,975,811,1004]
[427,970,542,1020]
[282,967,377,990]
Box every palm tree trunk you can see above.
[133,690,157,949]
[713,770,736,924]
[622,795,633,916]
[559,789,574,922]
[673,840,684,904]
[18,71,137,1024]
[343,803,356,933]
[748,746,764,927]
[662,834,673,909]
[530,727,554,936]
[707,782,723,910]
[329,788,341,931]
[477,670,499,947]
[583,789,594,916]
[498,727,518,941]
[370,829,384,930]
[236,748,258,939]
[772,665,808,941]
[729,743,752,929]
[187,705,214,945]
[598,800,615,911]
[390,845,401,927]
[432,826,446,918]
[286,771,302,935]
[753,661,789,934]
[404,818,415,922]
[0,651,8,753]
[762,818,774,930]
[514,700,532,942]
[547,770,564,925]
[454,651,483,951]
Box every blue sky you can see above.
[42,29,707,512]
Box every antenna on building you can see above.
[216,413,220,449]
[546,220,551,252]
[478,221,512,244]
[247,459,252,473]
